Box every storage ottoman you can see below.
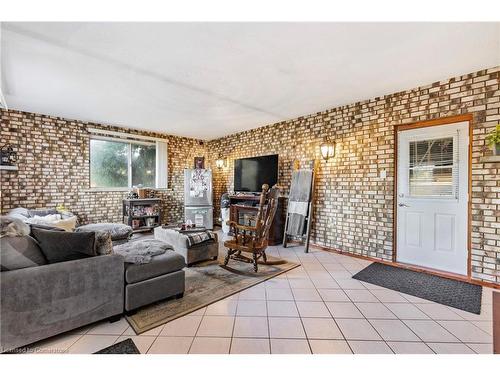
[154,227,219,266]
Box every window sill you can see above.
[83,188,130,193]
[82,188,169,193]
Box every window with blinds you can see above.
[408,136,457,198]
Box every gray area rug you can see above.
[95,338,140,354]
[352,262,482,314]
[126,255,299,334]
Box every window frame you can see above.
[402,132,460,201]
[407,136,457,199]
[89,134,167,191]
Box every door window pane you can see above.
[132,144,156,187]
[90,139,129,188]
[408,137,456,197]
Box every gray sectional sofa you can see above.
[0,210,187,352]
[1,250,124,352]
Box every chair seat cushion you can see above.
[125,251,186,284]
[76,223,133,241]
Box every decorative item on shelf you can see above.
[486,124,500,156]
[134,185,148,199]
[147,189,156,198]
[145,217,156,227]
[131,204,160,217]
[127,190,139,199]
[215,154,226,169]
[194,156,205,169]
[0,144,18,166]
[131,219,141,229]
[320,138,336,161]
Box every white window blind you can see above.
[408,136,458,198]
[156,140,168,189]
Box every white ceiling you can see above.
[1,22,499,140]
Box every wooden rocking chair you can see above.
[223,184,280,272]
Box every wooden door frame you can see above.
[393,113,473,279]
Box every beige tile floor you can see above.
[24,239,495,354]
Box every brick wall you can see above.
[1,66,499,283]
[208,66,500,283]
[0,110,207,224]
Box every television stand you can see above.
[228,194,286,245]
[234,191,260,196]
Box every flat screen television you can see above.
[234,154,279,193]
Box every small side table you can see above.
[154,226,219,266]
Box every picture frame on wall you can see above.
[194,157,205,169]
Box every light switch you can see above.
[379,169,387,179]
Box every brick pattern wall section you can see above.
[1,66,499,283]
[0,110,207,225]
[208,66,500,283]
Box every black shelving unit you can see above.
[123,198,162,233]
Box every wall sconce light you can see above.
[215,156,226,169]
[320,139,336,161]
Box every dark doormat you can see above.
[352,263,482,314]
[95,339,140,354]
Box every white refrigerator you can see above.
[184,169,214,229]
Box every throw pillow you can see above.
[28,209,58,217]
[26,215,78,232]
[75,223,132,241]
[7,207,31,221]
[95,231,113,255]
[0,216,30,237]
[31,227,97,264]
[0,236,48,271]
[29,223,65,236]
[52,216,78,231]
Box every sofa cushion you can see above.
[26,215,77,232]
[0,236,48,271]
[76,223,133,242]
[125,251,186,284]
[1,216,30,237]
[7,207,31,221]
[31,227,97,263]
[29,223,66,235]
[28,208,58,217]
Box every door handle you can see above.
[398,203,410,207]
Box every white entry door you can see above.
[396,121,469,275]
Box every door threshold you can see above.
[394,261,468,282]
